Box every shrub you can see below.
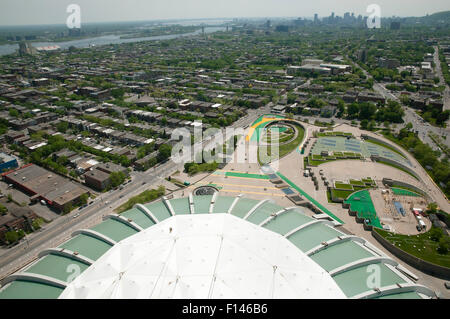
[429,227,443,242]
[437,237,449,254]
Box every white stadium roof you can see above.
[59,214,346,299]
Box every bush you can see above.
[32,218,43,230]
[5,231,19,244]
[429,227,443,242]
[437,236,449,254]
[0,204,7,215]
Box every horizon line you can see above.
[0,11,446,28]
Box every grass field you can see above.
[259,122,305,164]
[391,184,424,195]
[349,180,365,186]
[115,186,165,213]
[331,188,354,200]
[335,182,354,190]
[375,228,450,268]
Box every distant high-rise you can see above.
[390,21,401,30]
[314,13,319,23]
[18,42,37,56]
[266,20,271,28]
[344,12,350,21]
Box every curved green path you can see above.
[276,172,344,224]
[391,187,421,197]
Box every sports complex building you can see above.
[0,193,436,299]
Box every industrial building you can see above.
[2,164,89,212]
[0,153,18,172]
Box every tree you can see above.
[5,231,19,244]
[63,203,73,215]
[360,119,369,130]
[437,236,449,254]
[111,88,125,99]
[427,202,438,214]
[8,109,19,117]
[0,204,7,215]
[32,219,42,230]
[57,121,69,133]
[157,144,172,162]
[110,172,126,188]
[79,193,89,205]
[429,227,443,242]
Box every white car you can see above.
[73,213,80,219]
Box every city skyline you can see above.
[0,0,449,26]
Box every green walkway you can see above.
[391,187,421,197]
[276,172,344,224]
[344,190,382,228]
[215,171,270,180]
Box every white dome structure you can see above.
[0,195,435,299]
[59,214,346,299]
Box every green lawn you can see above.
[391,187,421,197]
[375,228,450,268]
[115,186,165,213]
[334,182,354,190]
[331,189,354,200]
[259,122,305,164]
[349,180,365,186]
[391,184,424,195]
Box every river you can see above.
[0,26,225,56]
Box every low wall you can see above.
[361,134,408,160]
[372,229,450,280]
[371,155,420,180]
[382,178,431,201]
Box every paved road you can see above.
[433,45,450,113]
[350,57,450,150]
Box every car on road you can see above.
[142,181,147,185]
[73,213,80,219]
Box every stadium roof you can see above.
[60,214,345,299]
[0,195,436,299]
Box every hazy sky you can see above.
[0,0,449,26]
